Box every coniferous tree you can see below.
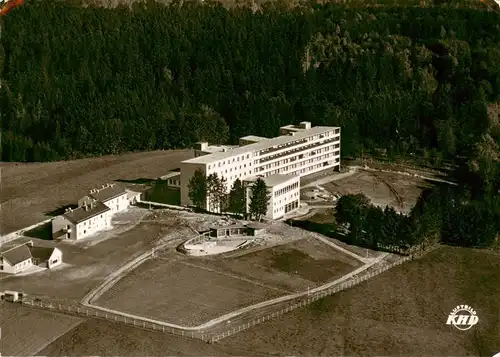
[188,169,207,209]
[228,178,245,216]
[248,178,270,221]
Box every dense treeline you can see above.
[1,0,499,163]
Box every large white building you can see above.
[179,122,340,219]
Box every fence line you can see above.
[208,246,436,343]
[18,245,437,344]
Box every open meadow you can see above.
[219,246,500,356]
[37,246,500,356]
[0,302,84,356]
[0,150,192,235]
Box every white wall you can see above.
[48,248,62,268]
[4,257,33,274]
[75,211,112,240]
[244,176,300,220]
[52,216,76,240]
[205,151,256,196]
[0,257,15,273]
[103,193,129,214]
[268,177,300,219]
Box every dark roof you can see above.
[29,247,55,262]
[89,184,126,202]
[63,201,110,224]
[1,244,32,265]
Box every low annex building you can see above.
[0,241,62,274]
[244,174,300,220]
[51,183,130,240]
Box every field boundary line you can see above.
[208,245,438,343]
[77,249,388,333]
[175,259,293,294]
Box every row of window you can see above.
[274,182,299,197]
[258,128,339,158]
[284,200,300,213]
[257,136,340,165]
[274,192,299,206]
[208,154,252,170]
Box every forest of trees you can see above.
[1,0,499,165]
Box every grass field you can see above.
[93,234,361,326]
[0,150,192,235]
[39,246,500,356]
[94,257,284,326]
[192,236,362,292]
[219,246,500,356]
[0,302,84,356]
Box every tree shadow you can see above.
[116,178,157,185]
[44,204,78,217]
[24,222,52,240]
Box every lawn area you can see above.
[0,302,84,356]
[94,257,283,326]
[190,236,362,293]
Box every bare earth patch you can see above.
[0,150,192,235]
[322,169,432,214]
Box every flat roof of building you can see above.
[183,126,338,165]
[240,135,269,142]
[199,145,238,154]
[244,174,298,187]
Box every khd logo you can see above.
[446,305,479,331]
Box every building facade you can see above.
[86,183,129,214]
[0,243,33,274]
[244,174,300,220]
[0,241,63,274]
[52,200,112,240]
[180,122,340,216]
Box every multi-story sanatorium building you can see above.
[179,122,341,219]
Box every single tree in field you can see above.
[249,177,270,221]
[228,178,245,216]
[188,169,207,209]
